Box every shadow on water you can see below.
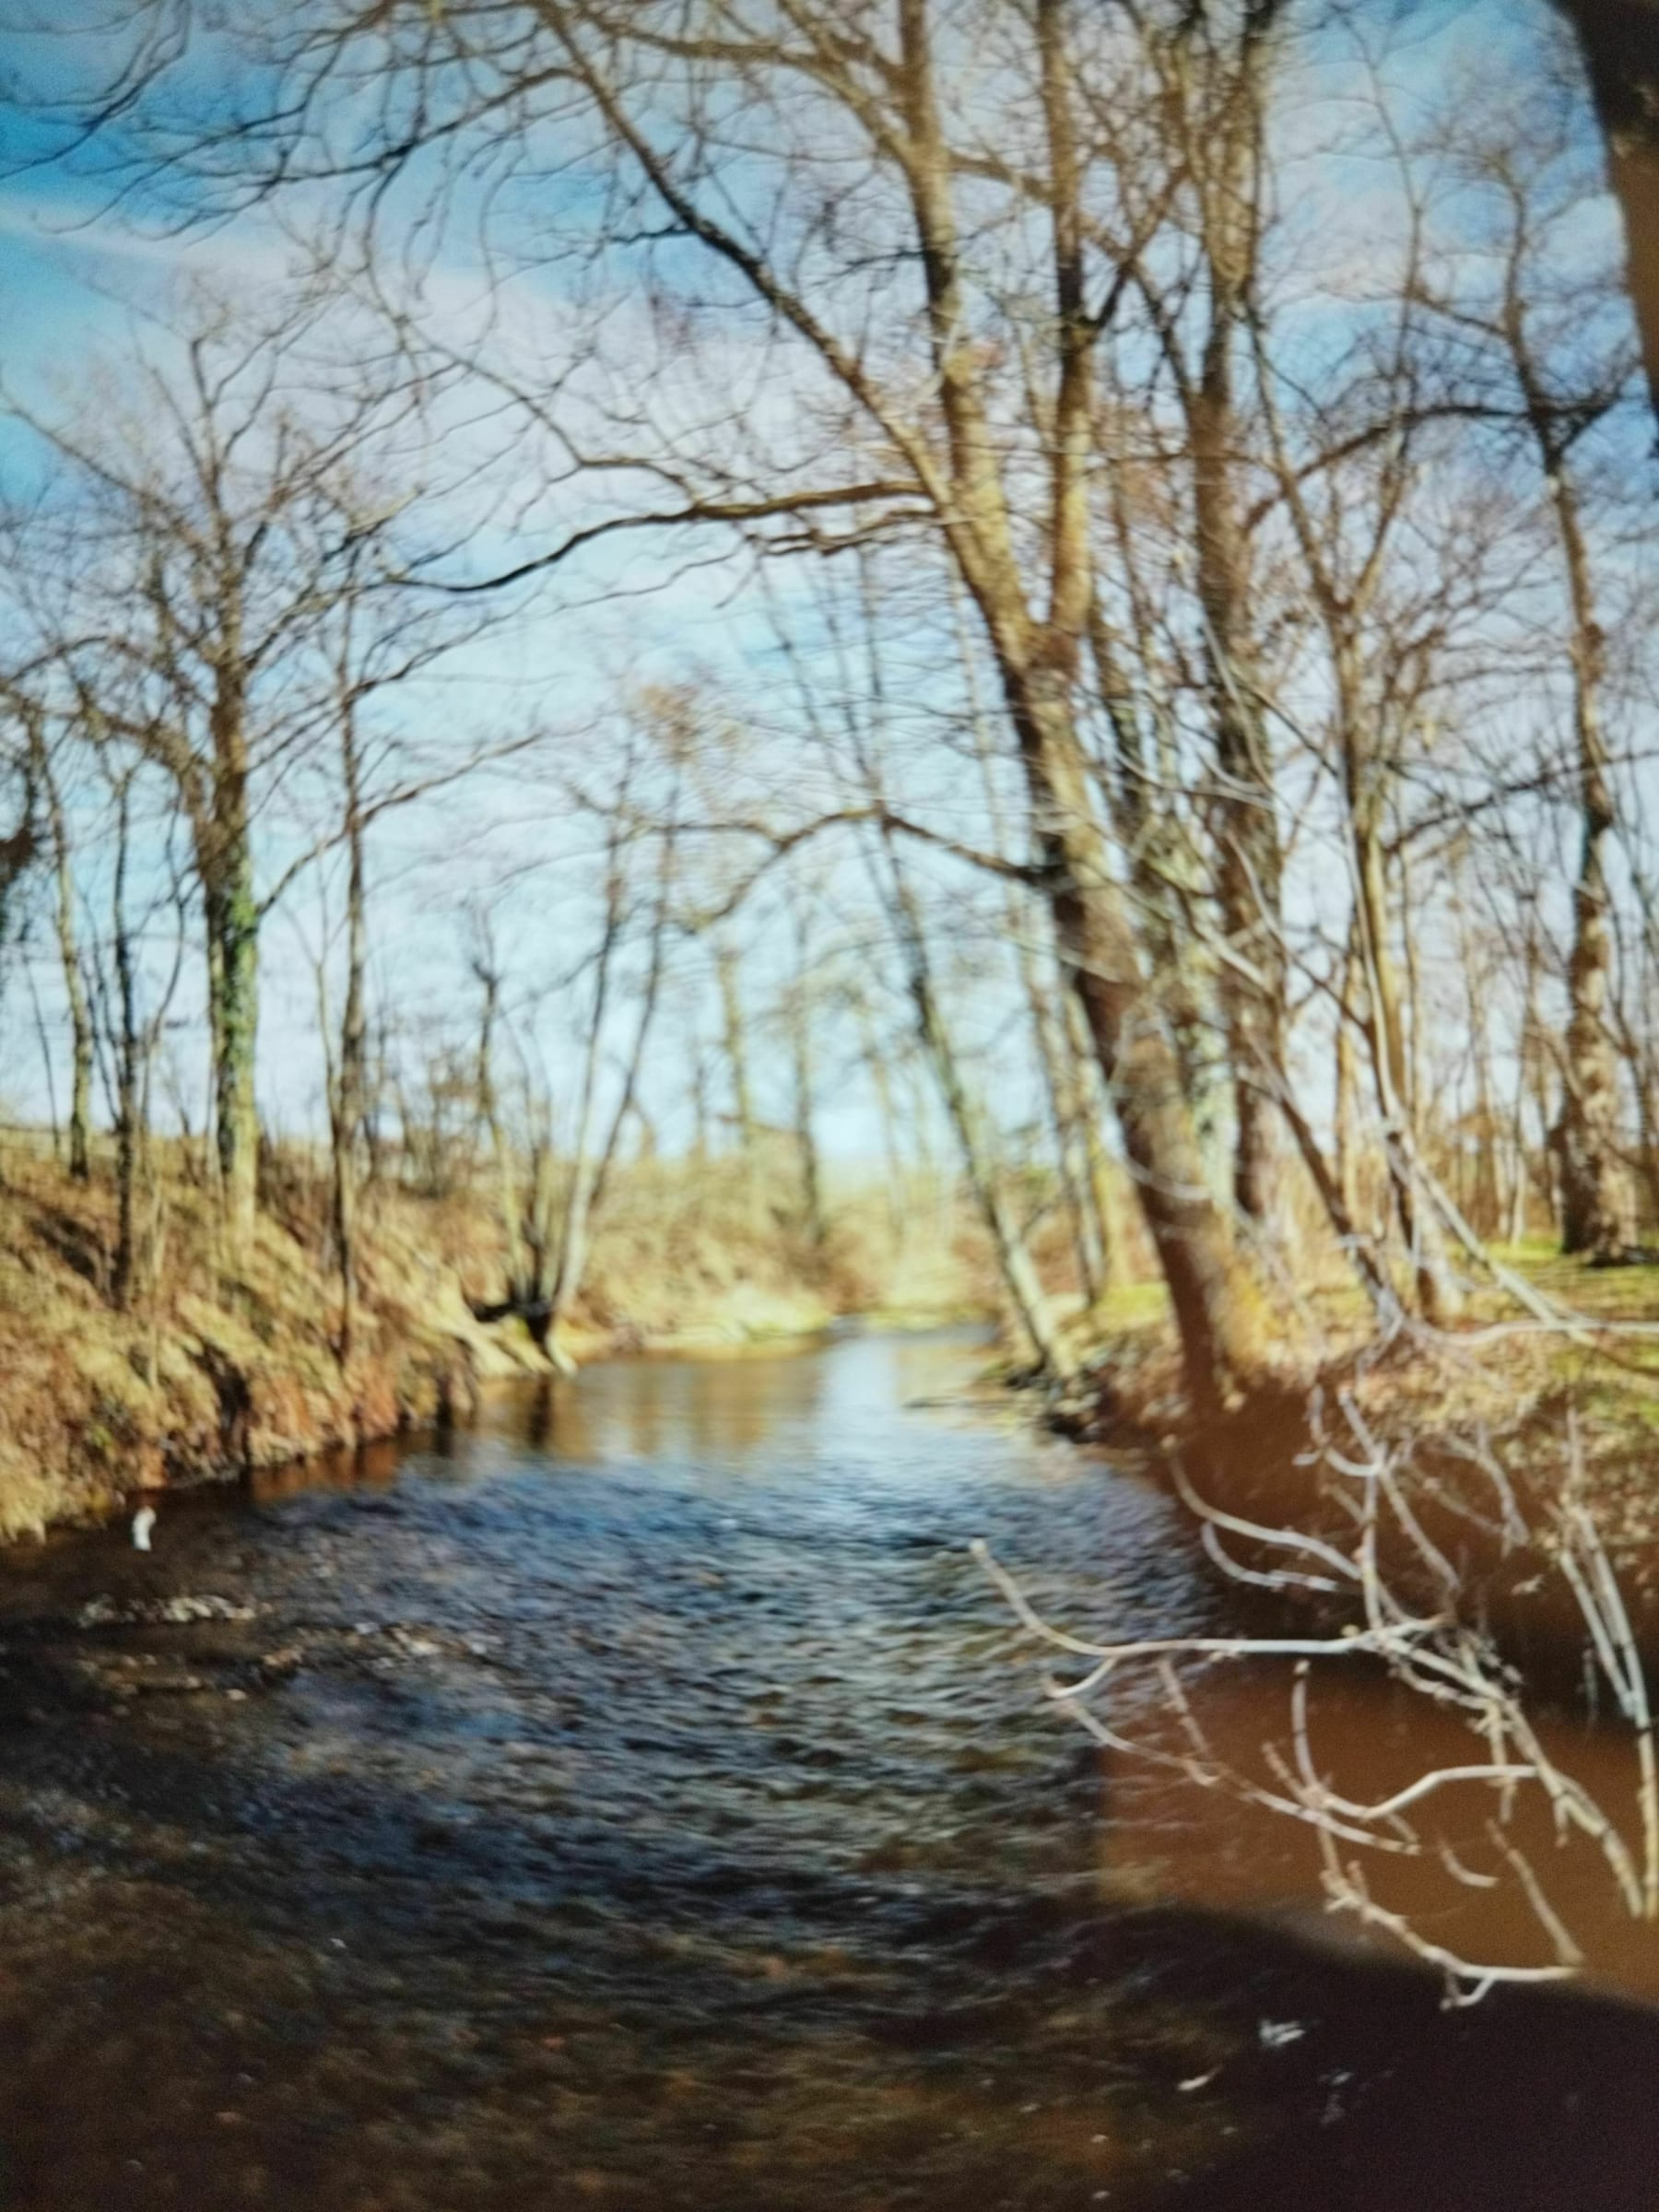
[0,1329,1652,2209]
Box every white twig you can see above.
[976,1407,1659,2003]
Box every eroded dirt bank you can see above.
[0,1147,971,1537]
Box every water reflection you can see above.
[531,1338,834,1466]
[1092,1654,1659,1996]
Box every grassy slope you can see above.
[1053,1235,1659,1570]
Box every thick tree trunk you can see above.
[1555,0,1659,430]
[1556,830,1626,1254]
[202,662,259,1255]
[1540,454,1625,1256]
[1184,26,1287,1231]
[1194,477,1284,1226]
[1012,666,1265,1409]
[895,0,1266,1407]
[204,842,260,1253]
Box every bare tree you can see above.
[75,0,1272,1406]
[1415,115,1640,1256]
[4,290,451,1254]
[6,697,95,1178]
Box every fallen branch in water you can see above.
[975,1397,1659,2006]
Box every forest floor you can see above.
[0,1139,982,1539]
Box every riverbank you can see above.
[1048,1245,1659,1614]
[0,1144,982,1538]
[14,1116,1659,1581]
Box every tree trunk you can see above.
[1085,593,1220,1142]
[204,845,260,1252]
[34,735,93,1180]
[1334,916,1362,1230]
[1329,628,1460,1326]
[548,803,677,1357]
[330,715,370,1360]
[689,1051,712,1166]
[1063,991,1120,1293]
[473,955,527,1301]
[957,582,1107,1307]
[853,997,909,1246]
[787,983,827,1250]
[914,971,1071,1375]
[898,0,1265,1408]
[111,780,140,1311]
[872,817,1074,1376]
[201,660,259,1255]
[1350,805,1459,1324]
[714,941,757,1159]
[1555,0,1659,430]
[1556,824,1626,1254]
[1041,982,1110,1306]
[1184,19,1287,1231]
[1638,1069,1659,1235]
[1010,664,1265,1408]
[1543,465,1625,1256]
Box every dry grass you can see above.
[1054,1231,1659,1588]
[0,1139,988,1537]
[0,1149,521,1536]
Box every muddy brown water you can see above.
[0,1327,1655,2211]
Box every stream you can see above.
[0,1327,1654,2210]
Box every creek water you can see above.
[0,1327,1654,2211]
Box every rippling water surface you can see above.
[0,1329,1654,2211]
